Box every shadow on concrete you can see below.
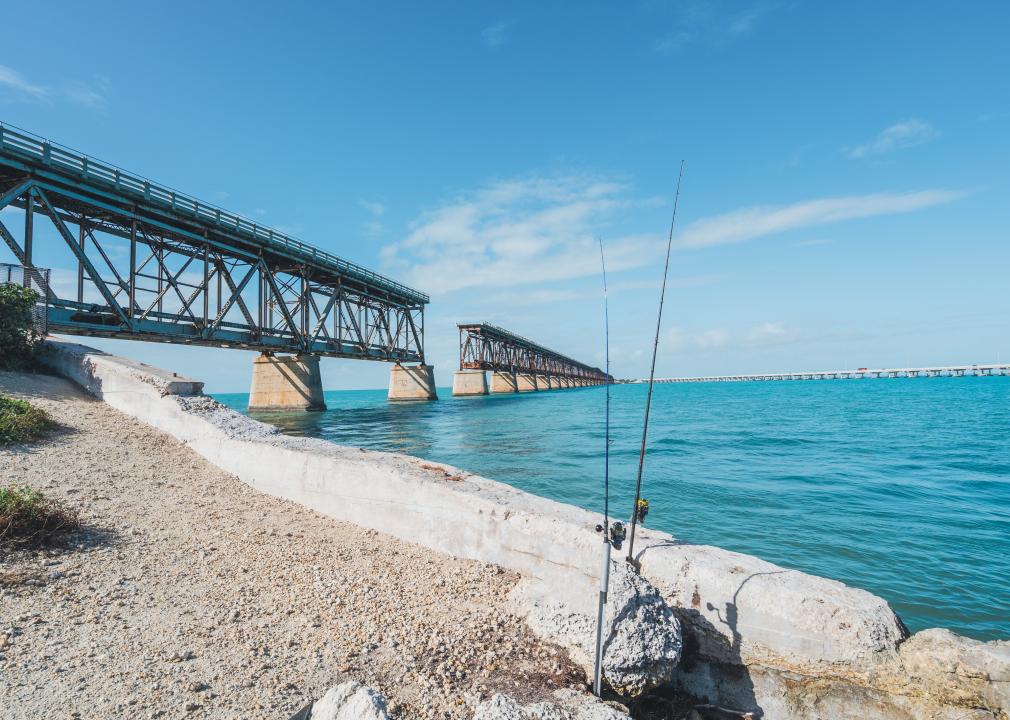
[629,542,786,718]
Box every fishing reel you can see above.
[635,498,650,523]
[594,520,627,550]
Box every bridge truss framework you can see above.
[457,322,610,383]
[0,122,428,363]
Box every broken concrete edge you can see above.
[38,339,1009,717]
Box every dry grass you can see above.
[0,395,55,445]
[0,484,80,548]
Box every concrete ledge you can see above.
[40,339,1009,719]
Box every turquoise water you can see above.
[215,378,1010,640]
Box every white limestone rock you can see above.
[310,681,389,720]
[518,559,682,696]
[474,690,630,719]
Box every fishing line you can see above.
[626,160,685,569]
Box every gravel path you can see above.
[0,371,582,720]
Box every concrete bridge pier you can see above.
[490,371,518,393]
[452,370,488,397]
[536,374,550,390]
[249,353,326,412]
[517,373,538,392]
[388,364,438,401]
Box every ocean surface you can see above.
[215,378,1010,640]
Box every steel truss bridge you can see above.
[649,364,1010,383]
[457,322,611,383]
[0,122,428,363]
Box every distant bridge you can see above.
[644,364,1010,383]
[453,322,611,395]
[0,122,428,364]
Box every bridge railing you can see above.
[0,121,427,305]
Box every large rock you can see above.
[474,690,630,719]
[310,681,389,720]
[517,559,682,696]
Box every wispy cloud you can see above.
[482,21,514,49]
[0,64,110,108]
[677,189,967,249]
[381,174,661,294]
[846,119,939,159]
[654,2,775,54]
[666,321,799,354]
[0,65,48,99]
[359,199,385,217]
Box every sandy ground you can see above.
[0,371,582,720]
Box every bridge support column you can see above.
[452,370,488,397]
[536,374,550,390]
[248,353,326,412]
[388,364,438,401]
[490,371,518,393]
[517,373,538,392]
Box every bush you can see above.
[0,484,80,547]
[0,283,43,370]
[0,395,54,444]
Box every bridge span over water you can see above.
[0,122,435,408]
[645,364,1010,383]
[453,322,611,396]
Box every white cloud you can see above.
[482,21,513,49]
[359,199,385,217]
[846,119,939,159]
[654,2,775,54]
[381,174,662,295]
[0,65,110,108]
[666,321,799,354]
[0,65,48,99]
[676,189,966,249]
[64,76,111,109]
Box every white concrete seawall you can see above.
[41,339,1009,719]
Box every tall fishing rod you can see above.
[626,161,685,569]
[592,237,612,697]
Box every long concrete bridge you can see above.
[453,322,611,396]
[646,364,1010,383]
[0,121,436,409]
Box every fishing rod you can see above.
[626,161,685,570]
[592,237,612,697]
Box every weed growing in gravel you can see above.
[0,484,80,547]
[0,395,55,445]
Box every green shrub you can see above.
[0,395,54,444]
[0,283,42,370]
[0,483,80,547]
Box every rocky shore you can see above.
[0,371,588,719]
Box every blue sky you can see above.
[1,1,1007,391]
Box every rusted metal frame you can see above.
[205,262,258,338]
[138,253,196,322]
[259,260,305,349]
[306,289,336,346]
[178,255,217,328]
[212,255,256,329]
[340,296,365,350]
[150,245,202,321]
[82,225,135,308]
[406,306,424,361]
[34,187,130,326]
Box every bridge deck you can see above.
[647,365,1010,383]
[0,122,427,361]
[458,322,609,380]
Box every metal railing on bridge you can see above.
[0,121,428,362]
[457,322,611,382]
